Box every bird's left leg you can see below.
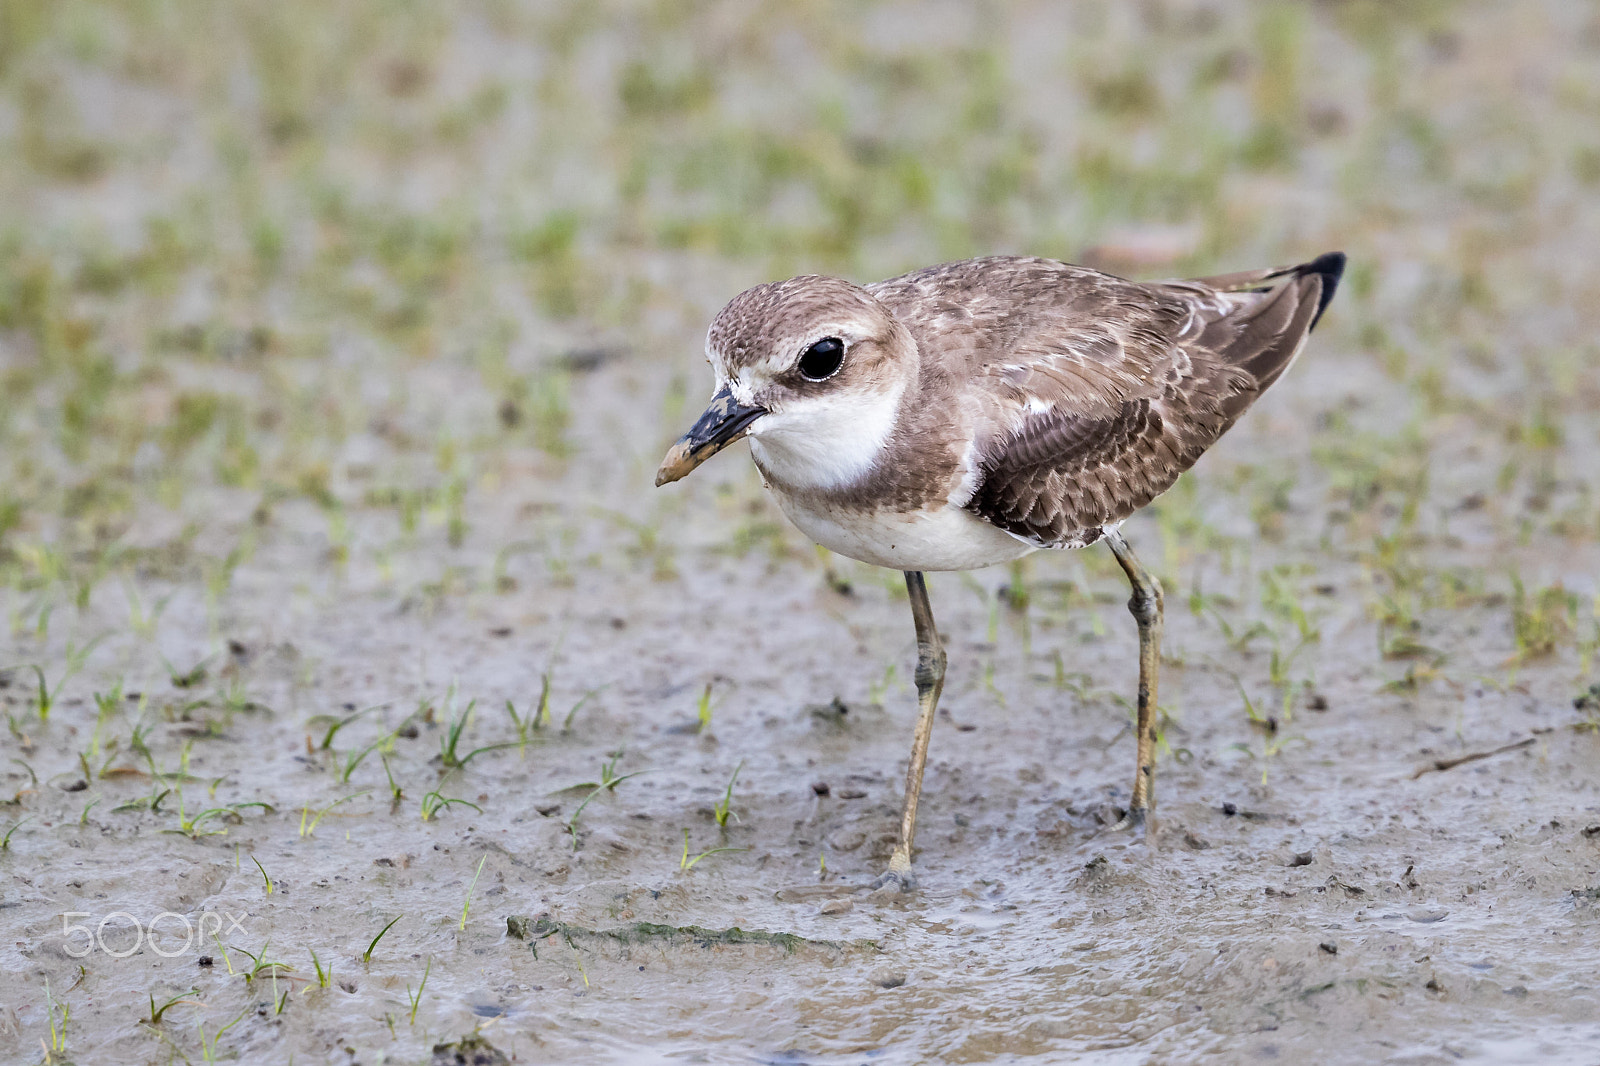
[875,570,946,891]
[1105,529,1164,826]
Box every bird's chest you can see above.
[767,491,1034,572]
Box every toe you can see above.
[1109,806,1148,835]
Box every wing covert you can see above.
[952,256,1339,547]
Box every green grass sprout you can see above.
[407,956,432,1024]
[43,980,69,1056]
[438,696,511,769]
[365,915,402,963]
[460,854,487,930]
[309,703,385,750]
[143,987,201,1025]
[196,1005,250,1064]
[421,790,481,821]
[309,948,331,989]
[252,854,273,894]
[299,791,367,837]
[233,938,291,982]
[714,760,743,828]
[680,828,748,871]
[2,815,33,849]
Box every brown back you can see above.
[868,253,1343,547]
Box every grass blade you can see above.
[364,915,402,963]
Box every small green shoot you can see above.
[564,785,605,847]
[309,703,384,750]
[251,854,273,894]
[714,760,743,828]
[1236,680,1272,728]
[218,674,267,716]
[438,696,510,769]
[8,756,37,792]
[696,682,714,732]
[167,807,230,838]
[407,956,431,1024]
[299,791,367,837]
[88,681,122,759]
[112,786,171,814]
[1508,575,1577,664]
[123,582,174,641]
[504,698,539,752]
[195,1005,250,1063]
[599,752,645,791]
[18,665,52,722]
[210,934,235,975]
[309,948,331,989]
[337,731,392,783]
[1228,731,1301,785]
[45,980,68,1055]
[534,668,555,729]
[460,854,486,930]
[92,681,123,713]
[163,652,215,689]
[381,753,403,803]
[420,790,481,821]
[167,793,273,839]
[149,739,201,785]
[562,754,650,847]
[15,637,104,721]
[144,987,201,1025]
[128,710,156,762]
[680,829,747,871]
[2,815,32,849]
[364,915,402,963]
[562,685,606,732]
[232,938,290,982]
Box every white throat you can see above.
[747,382,904,491]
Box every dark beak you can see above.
[655,385,767,486]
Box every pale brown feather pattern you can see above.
[868,255,1336,548]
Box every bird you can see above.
[656,252,1345,890]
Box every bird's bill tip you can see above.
[653,388,767,487]
[654,439,700,486]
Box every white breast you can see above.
[769,492,1036,572]
[744,383,903,492]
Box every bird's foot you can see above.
[1109,805,1149,837]
[869,848,917,895]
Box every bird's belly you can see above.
[771,495,1036,572]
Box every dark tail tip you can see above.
[1298,251,1346,330]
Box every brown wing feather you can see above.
[934,253,1343,548]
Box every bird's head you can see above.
[655,275,916,489]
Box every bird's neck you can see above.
[748,379,907,495]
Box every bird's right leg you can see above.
[875,570,946,892]
[1105,530,1163,828]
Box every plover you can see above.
[657,252,1344,888]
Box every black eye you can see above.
[797,337,845,381]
